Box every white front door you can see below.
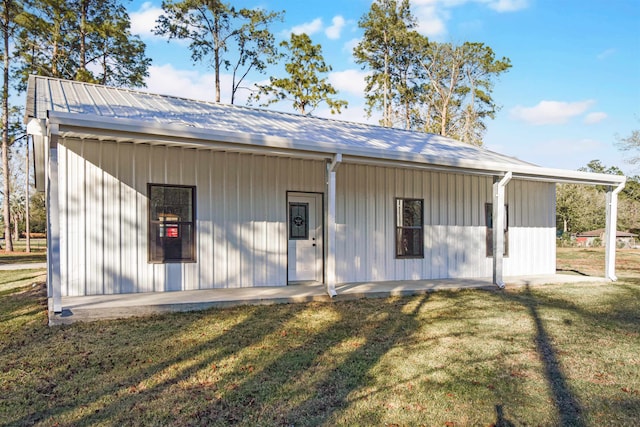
[287,193,323,282]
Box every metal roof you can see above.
[25,75,626,186]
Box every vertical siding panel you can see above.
[253,156,266,286]
[335,166,346,283]
[101,142,119,294]
[278,157,290,283]
[355,165,365,281]
[471,175,479,226]
[86,141,104,295]
[463,175,472,226]
[213,151,226,288]
[58,143,68,296]
[181,148,198,290]
[228,153,241,287]
[265,155,277,285]
[193,151,213,289]
[118,142,136,294]
[385,167,394,282]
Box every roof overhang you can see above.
[36,110,627,188]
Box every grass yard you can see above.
[0,249,639,426]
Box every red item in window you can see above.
[166,226,179,238]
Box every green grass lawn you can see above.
[0,249,638,426]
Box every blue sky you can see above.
[127,0,640,175]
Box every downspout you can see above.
[604,180,625,281]
[493,171,512,288]
[326,153,342,297]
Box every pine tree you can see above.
[155,0,282,103]
[15,0,150,89]
[253,33,347,115]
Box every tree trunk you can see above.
[79,0,88,74]
[13,213,18,241]
[214,13,221,102]
[2,1,13,252]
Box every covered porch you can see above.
[49,273,609,325]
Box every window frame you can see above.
[148,183,196,263]
[485,202,509,258]
[395,198,425,259]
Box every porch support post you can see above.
[326,153,342,297]
[493,171,512,288]
[605,181,625,281]
[47,124,62,313]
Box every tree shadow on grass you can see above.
[7,295,427,426]
[4,302,296,426]
[505,284,585,427]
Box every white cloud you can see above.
[509,100,596,125]
[130,2,163,38]
[329,69,369,97]
[288,18,323,36]
[486,0,529,12]
[325,16,346,40]
[584,112,608,124]
[146,64,216,101]
[410,0,529,36]
[316,103,379,125]
[413,5,448,37]
[146,64,266,105]
[597,48,616,60]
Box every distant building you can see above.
[576,229,637,248]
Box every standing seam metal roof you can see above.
[26,75,534,169]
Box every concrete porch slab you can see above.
[48,273,610,325]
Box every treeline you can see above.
[1,0,516,251]
[557,160,640,240]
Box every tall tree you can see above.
[15,0,150,89]
[416,41,511,145]
[354,0,417,128]
[229,8,282,104]
[252,33,347,115]
[1,0,26,252]
[615,121,640,166]
[155,0,282,103]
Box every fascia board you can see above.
[47,111,627,187]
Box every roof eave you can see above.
[46,110,627,187]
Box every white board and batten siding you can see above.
[57,137,555,297]
[334,164,556,284]
[57,138,325,296]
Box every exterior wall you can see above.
[56,139,556,296]
[57,138,325,296]
[334,164,556,283]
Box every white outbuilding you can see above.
[25,76,626,313]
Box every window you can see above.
[148,184,196,263]
[395,198,424,258]
[485,203,509,257]
[289,202,309,240]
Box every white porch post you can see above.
[47,125,62,313]
[493,172,512,288]
[326,153,342,297]
[605,182,625,281]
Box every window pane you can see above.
[289,202,309,240]
[148,184,195,262]
[396,228,423,257]
[406,200,422,227]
